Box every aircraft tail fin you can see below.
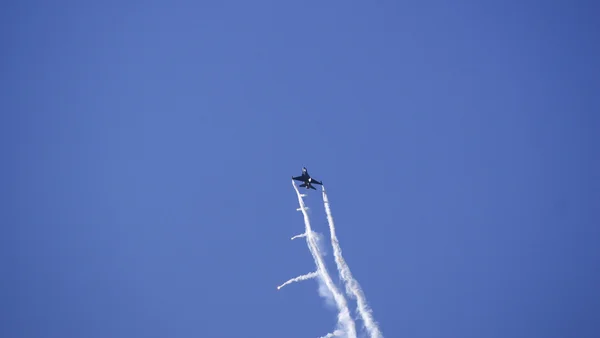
[299,183,307,188]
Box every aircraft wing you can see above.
[292,175,306,181]
[311,179,323,185]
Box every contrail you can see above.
[322,186,383,338]
[291,180,357,338]
[277,271,318,290]
[320,330,343,338]
[291,233,307,240]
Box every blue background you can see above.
[2,1,599,337]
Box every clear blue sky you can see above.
[2,1,599,337]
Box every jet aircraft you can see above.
[292,167,322,190]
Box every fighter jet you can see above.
[292,167,322,190]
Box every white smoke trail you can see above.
[291,180,357,338]
[277,271,318,290]
[320,330,344,338]
[322,186,383,338]
[291,233,307,240]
